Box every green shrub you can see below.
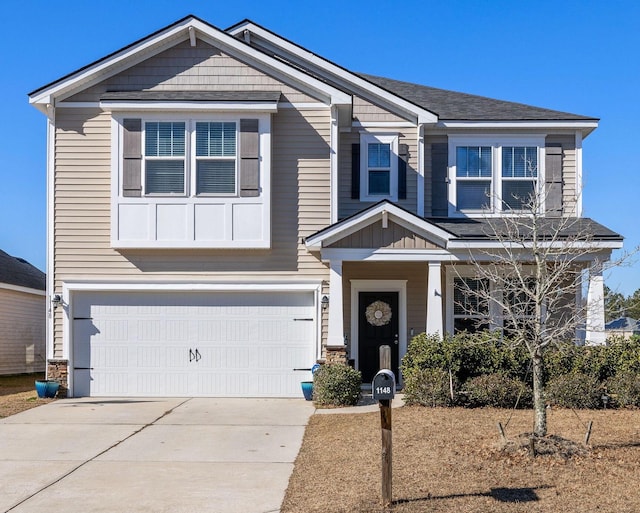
[607,372,640,407]
[545,372,602,409]
[403,368,456,407]
[313,364,361,407]
[401,331,530,386]
[462,373,532,408]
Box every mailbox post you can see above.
[374,346,396,508]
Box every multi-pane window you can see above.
[456,146,492,210]
[502,146,538,210]
[145,122,186,194]
[453,277,490,333]
[143,120,239,196]
[450,138,544,215]
[360,133,398,201]
[196,122,237,195]
[367,142,391,195]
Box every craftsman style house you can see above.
[29,15,622,397]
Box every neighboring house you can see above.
[0,250,46,375]
[605,317,640,339]
[28,15,622,398]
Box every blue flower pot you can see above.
[301,381,313,401]
[35,380,59,399]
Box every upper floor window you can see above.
[449,137,543,216]
[502,146,538,210]
[195,122,237,195]
[145,122,186,194]
[143,120,239,196]
[360,133,398,202]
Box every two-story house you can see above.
[29,15,622,398]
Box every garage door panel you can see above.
[73,291,316,397]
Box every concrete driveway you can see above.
[0,397,315,513]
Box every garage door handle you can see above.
[195,349,201,362]
[189,349,195,362]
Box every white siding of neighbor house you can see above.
[51,40,333,358]
[0,287,46,375]
[66,40,319,104]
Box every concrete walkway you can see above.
[0,398,315,513]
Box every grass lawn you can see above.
[0,373,55,418]
[282,405,640,512]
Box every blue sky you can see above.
[2,0,639,294]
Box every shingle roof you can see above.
[359,73,597,122]
[0,250,45,291]
[606,317,640,331]
[428,217,622,241]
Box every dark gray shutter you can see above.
[122,119,142,197]
[398,144,408,200]
[239,119,260,197]
[431,143,448,216]
[351,143,360,199]
[545,145,563,216]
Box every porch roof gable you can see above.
[304,201,454,251]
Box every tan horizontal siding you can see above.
[51,105,332,357]
[67,40,318,104]
[353,96,408,123]
[0,289,46,374]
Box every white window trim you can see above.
[448,135,545,217]
[110,112,272,249]
[137,114,243,198]
[360,133,399,202]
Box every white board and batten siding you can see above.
[72,290,317,397]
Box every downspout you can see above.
[45,103,55,373]
[417,123,425,216]
[330,105,339,223]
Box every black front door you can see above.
[358,291,399,383]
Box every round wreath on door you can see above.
[365,300,392,327]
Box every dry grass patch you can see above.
[0,373,55,418]
[282,406,640,512]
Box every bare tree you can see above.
[454,185,621,437]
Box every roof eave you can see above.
[29,16,351,112]
[438,119,599,137]
[226,20,437,125]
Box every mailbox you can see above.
[372,369,396,401]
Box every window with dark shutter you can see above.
[545,145,563,216]
[239,119,259,197]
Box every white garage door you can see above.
[72,291,316,397]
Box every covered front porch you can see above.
[305,201,617,382]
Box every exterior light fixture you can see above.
[51,294,62,308]
[321,295,330,310]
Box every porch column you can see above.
[327,260,345,347]
[585,263,606,346]
[426,261,443,336]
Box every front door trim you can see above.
[350,280,407,384]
